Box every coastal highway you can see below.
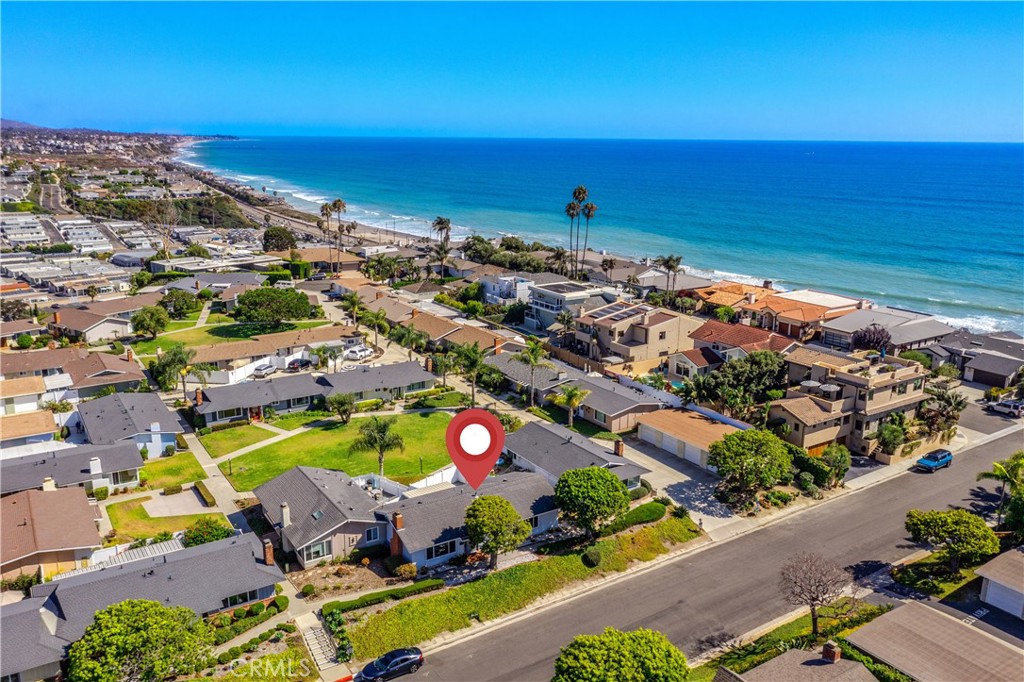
[419,429,1022,681]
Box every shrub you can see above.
[164,484,183,496]
[273,595,289,611]
[301,584,316,598]
[274,583,283,595]
[672,506,690,519]
[582,547,602,568]
[984,386,1010,402]
[394,563,417,580]
[92,486,109,501]
[804,483,821,499]
[140,446,150,460]
[233,608,247,621]
[899,350,932,369]
[111,340,125,355]
[275,623,297,633]
[792,449,832,488]
[228,647,242,659]
[654,496,672,506]
[193,480,216,507]
[212,608,278,645]
[16,333,33,349]
[600,502,667,537]
[217,652,233,665]
[798,472,814,491]
[215,614,232,628]
[629,486,649,501]
[249,602,265,617]
[175,433,188,449]
[320,579,445,615]
[258,630,273,642]
[163,444,175,457]
[198,427,213,436]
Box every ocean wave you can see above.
[933,313,1013,335]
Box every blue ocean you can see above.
[181,138,1024,333]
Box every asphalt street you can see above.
[419,429,1023,681]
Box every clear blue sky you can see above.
[2,1,1021,141]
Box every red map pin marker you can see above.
[445,409,505,490]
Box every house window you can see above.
[111,469,136,486]
[843,415,851,425]
[222,589,258,609]
[302,539,332,562]
[593,410,607,425]
[913,379,923,391]
[658,331,667,340]
[528,515,539,529]
[218,408,242,420]
[896,383,908,395]
[293,396,310,406]
[855,420,863,431]
[425,540,457,560]
[793,423,801,432]
[365,527,379,543]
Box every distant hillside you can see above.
[1,119,235,139]
[1,119,48,130]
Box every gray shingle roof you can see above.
[965,352,1024,377]
[484,354,585,392]
[322,361,436,396]
[1,443,144,494]
[503,421,650,483]
[377,473,556,553]
[77,392,183,444]
[165,273,267,291]
[821,307,954,346]
[572,377,662,417]
[0,597,65,677]
[255,467,380,550]
[196,373,325,415]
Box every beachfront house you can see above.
[818,306,954,353]
[737,289,870,341]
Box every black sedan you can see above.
[357,648,423,681]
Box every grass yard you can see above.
[206,312,235,324]
[526,405,621,440]
[269,411,332,430]
[105,496,227,545]
[200,424,275,458]
[348,515,701,660]
[891,551,983,599]
[143,452,207,489]
[131,320,330,355]
[219,412,452,490]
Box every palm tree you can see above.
[456,342,487,406]
[625,274,641,297]
[555,309,576,347]
[359,308,389,350]
[312,345,339,372]
[579,201,597,277]
[432,351,456,388]
[655,254,683,293]
[600,257,617,281]
[430,241,451,280]
[86,285,99,303]
[343,220,357,247]
[552,385,590,429]
[546,247,572,277]
[977,450,1024,525]
[923,388,969,441]
[571,186,589,277]
[563,201,581,277]
[677,373,718,407]
[331,198,347,272]
[350,416,405,478]
[515,337,552,407]
[340,292,364,325]
[432,216,452,246]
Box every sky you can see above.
[2,1,1021,142]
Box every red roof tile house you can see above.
[668,320,796,383]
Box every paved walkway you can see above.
[183,431,253,532]
[196,303,212,326]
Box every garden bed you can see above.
[287,557,394,600]
[891,551,982,599]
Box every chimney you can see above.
[262,539,275,566]
[746,292,756,305]
[88,457,102,475]
[614,440,625,457]
[126,347,134,362]
[411,308,420,318]
[763,280,774,290]
[493,338,502,353]
[822,641,841,664]
[376,291,386,300]
[392,511,404,530]
[280,502,291,528]
[149,421,160,432]
[42,476,57,491]
[424,356,433,372]
[194,388,203,406]
[53,311,61,325]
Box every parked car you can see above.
[286,358,313,372]
[915,449,953,472]
[984,400,1023,418]
[357,648,423,681]
[344,345,373,361]
[308,272,327,281]
[252,363,277,379]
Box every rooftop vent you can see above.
[311,510,324,520]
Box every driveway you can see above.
[142,487,209,517]
[619,437,736,528]
[958,403,1020,435]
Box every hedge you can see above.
[600,502,667,537]
[163,484,183,496]
[273,595,289,611]
[321,579,445,616]
[175,433,188,450]
[212,607,277,645]
[792,449,832,488]
[92,487,109,501]
[836,638,912,682]
[347,545,389,563]
[210,420,250,433]
[193,480,216,507]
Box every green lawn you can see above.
[219,412,452,490]
[143,452,207,489]
[131,320,330,355]
[891,551,983,599]
[106,496,227,545]
[526,405,620,440]
[206,312,235,324]
[200,424,275,458]
[269,411,331,430]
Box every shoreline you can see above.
[168,139,1022,335]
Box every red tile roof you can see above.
[690,320,793,353]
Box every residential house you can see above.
[569,376,663,433]
[267,248,363,273]
[0,318,47,347]
[819,306,954,353]
[587,261,713,298]
[1,443,144,495]
[255,467,386,568]
[1,487,102,581]
[214,283,262,312]
[439,324,507,353]
[714,643,876,682]
[921,329,1024,388]
[637,409,748,470]
[0,411,57,450]
[478,272,564,306]
[76,392,183,454]
[162,272,267,293]
[1,376,47,415]
[737,289,870,341]
[0,347,146,399]
[364,295,416,326]
[669,347,725,381]
[667,320,796,385]
[322,361,436,402]
[402,310,462,346]
[524,281,611,333]
[975,547,1024,619]
[769,349,931,459]
[484,353,586,405]
[48,307,131,343]
[380,473,559,569]
[692,280,777,312]
[504,421,649,490]
[0,534,283,682]
[573,301,699,363]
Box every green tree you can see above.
[1005,488,1024,540]
[465,495,531,569]
[183,243,211,259]
[131,305,170,339]
[234,288,311,325]
[131,270,153,292]
[905,508,1000,571]
[552,384,591,429]
[149,343,214,398]
[713,305,735,323]
[263,225,297,252]
[546,246,572,277]
[86,284,99,303]
[431,216,452,246]
[432,351,456,388]
[15,333,33,349]
[515,337,552,408]
[67,599,213,682]
[554,467,629,537]
[552,627,688,682]
[0,298,30,321]
[159,289,200,320]
[555,309,576,347]
[359,308,389,350]
[821,442,852,488]
[934,362,961,380]
[976,450,1024,526]
[339,291,365,325]
[326,393,355,424]
[456,341,488,406]
[182,517,233,547]
[707,430,792,503]
[350,416,405,478]
[877,422,906,455]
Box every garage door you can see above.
[972,369,1008,388]
[984,580,1024,618]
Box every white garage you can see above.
[637,409,746,471]
[976,547,1024,620]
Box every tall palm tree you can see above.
[552,384,590,429]
[359,308,389,350]
[555,309,576,347]
[655,254,684,293]
[432,216,452,246]
[571,186,589,277]
[340,292,364,325]
[600,257,617,281]
[331,198,347,272]
[343,220,357,247]
[976,450,1024,525]
[547,247,572,277]
[514,337,552,407]
[320,203,334,270]
[432,351,456,388]
[350,416,405,478]
[456,341,487,406]
[564,201,581,278]
[579,201,597,278]
[86,285,99,303]
[625,274,641,297]
[430,241,451,280]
